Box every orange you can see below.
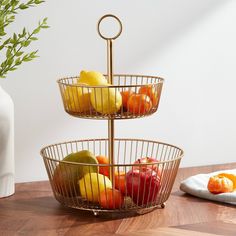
[207,175,234,194]
[127,94,152,115]
[120,90,134,109]
[115,171,126,194]
[96,156,109,177]
[100,188,124,209]
[139,85,158,106]
[218,173,236,190]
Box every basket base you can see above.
[54,193,165,216]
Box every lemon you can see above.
[64,84,91,113]
[78,70,108,86]
[79,173,112,202]
[90,86,122,114]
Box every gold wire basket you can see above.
[41,138,183,215]
[41,14,184,216]
[58,75,163,120]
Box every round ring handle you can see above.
[97,14,122,40]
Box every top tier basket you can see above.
[58,75,163,119]
[58,75,164,119]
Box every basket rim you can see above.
[57,74,164,88]
[40,138,184,165]
[64,109,158,120]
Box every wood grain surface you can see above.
[0,163,236,236]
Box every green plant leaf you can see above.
[22,40,31,47]
[6,47,12,58]
[9,67,17,71]
[33,27,40,34]
[0,0,49,78]
[19,4,28,9]
[15,57,22,65]
[7,57,14,65]
[16,51,23,56]
[0,31,6,36]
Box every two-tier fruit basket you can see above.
[40,15,184,216]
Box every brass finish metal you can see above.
[97,14,122,40]
[97,15,123,184]
[57,74,164,120]
[107,39,114,183]
[40,138,184,214]
[41,14,184,215]
[107,39,114,81]
[108,119,114,183]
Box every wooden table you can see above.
[1,163,236,236]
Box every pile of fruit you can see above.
[63,70,159,115]
[53,150,161,209]
[207,173,236,194]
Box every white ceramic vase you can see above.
[0,85,14,198]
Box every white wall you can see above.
[0,0,235,183]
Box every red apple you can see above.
[100,188,124,209]
[133,157,162,177]
[126,168,160,206]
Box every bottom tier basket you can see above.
[40,138,183,215]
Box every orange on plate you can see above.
[218,173,236,190]
[207,175,234,194]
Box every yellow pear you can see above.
[79,173,112,202]
[90,85,122,114]
[78,70,108,86]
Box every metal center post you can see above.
[107,39,115,183]
[97,15,123,184]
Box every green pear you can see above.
[53,150,98,197]
[63,150,98,178]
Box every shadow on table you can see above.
[1,195,143,221]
